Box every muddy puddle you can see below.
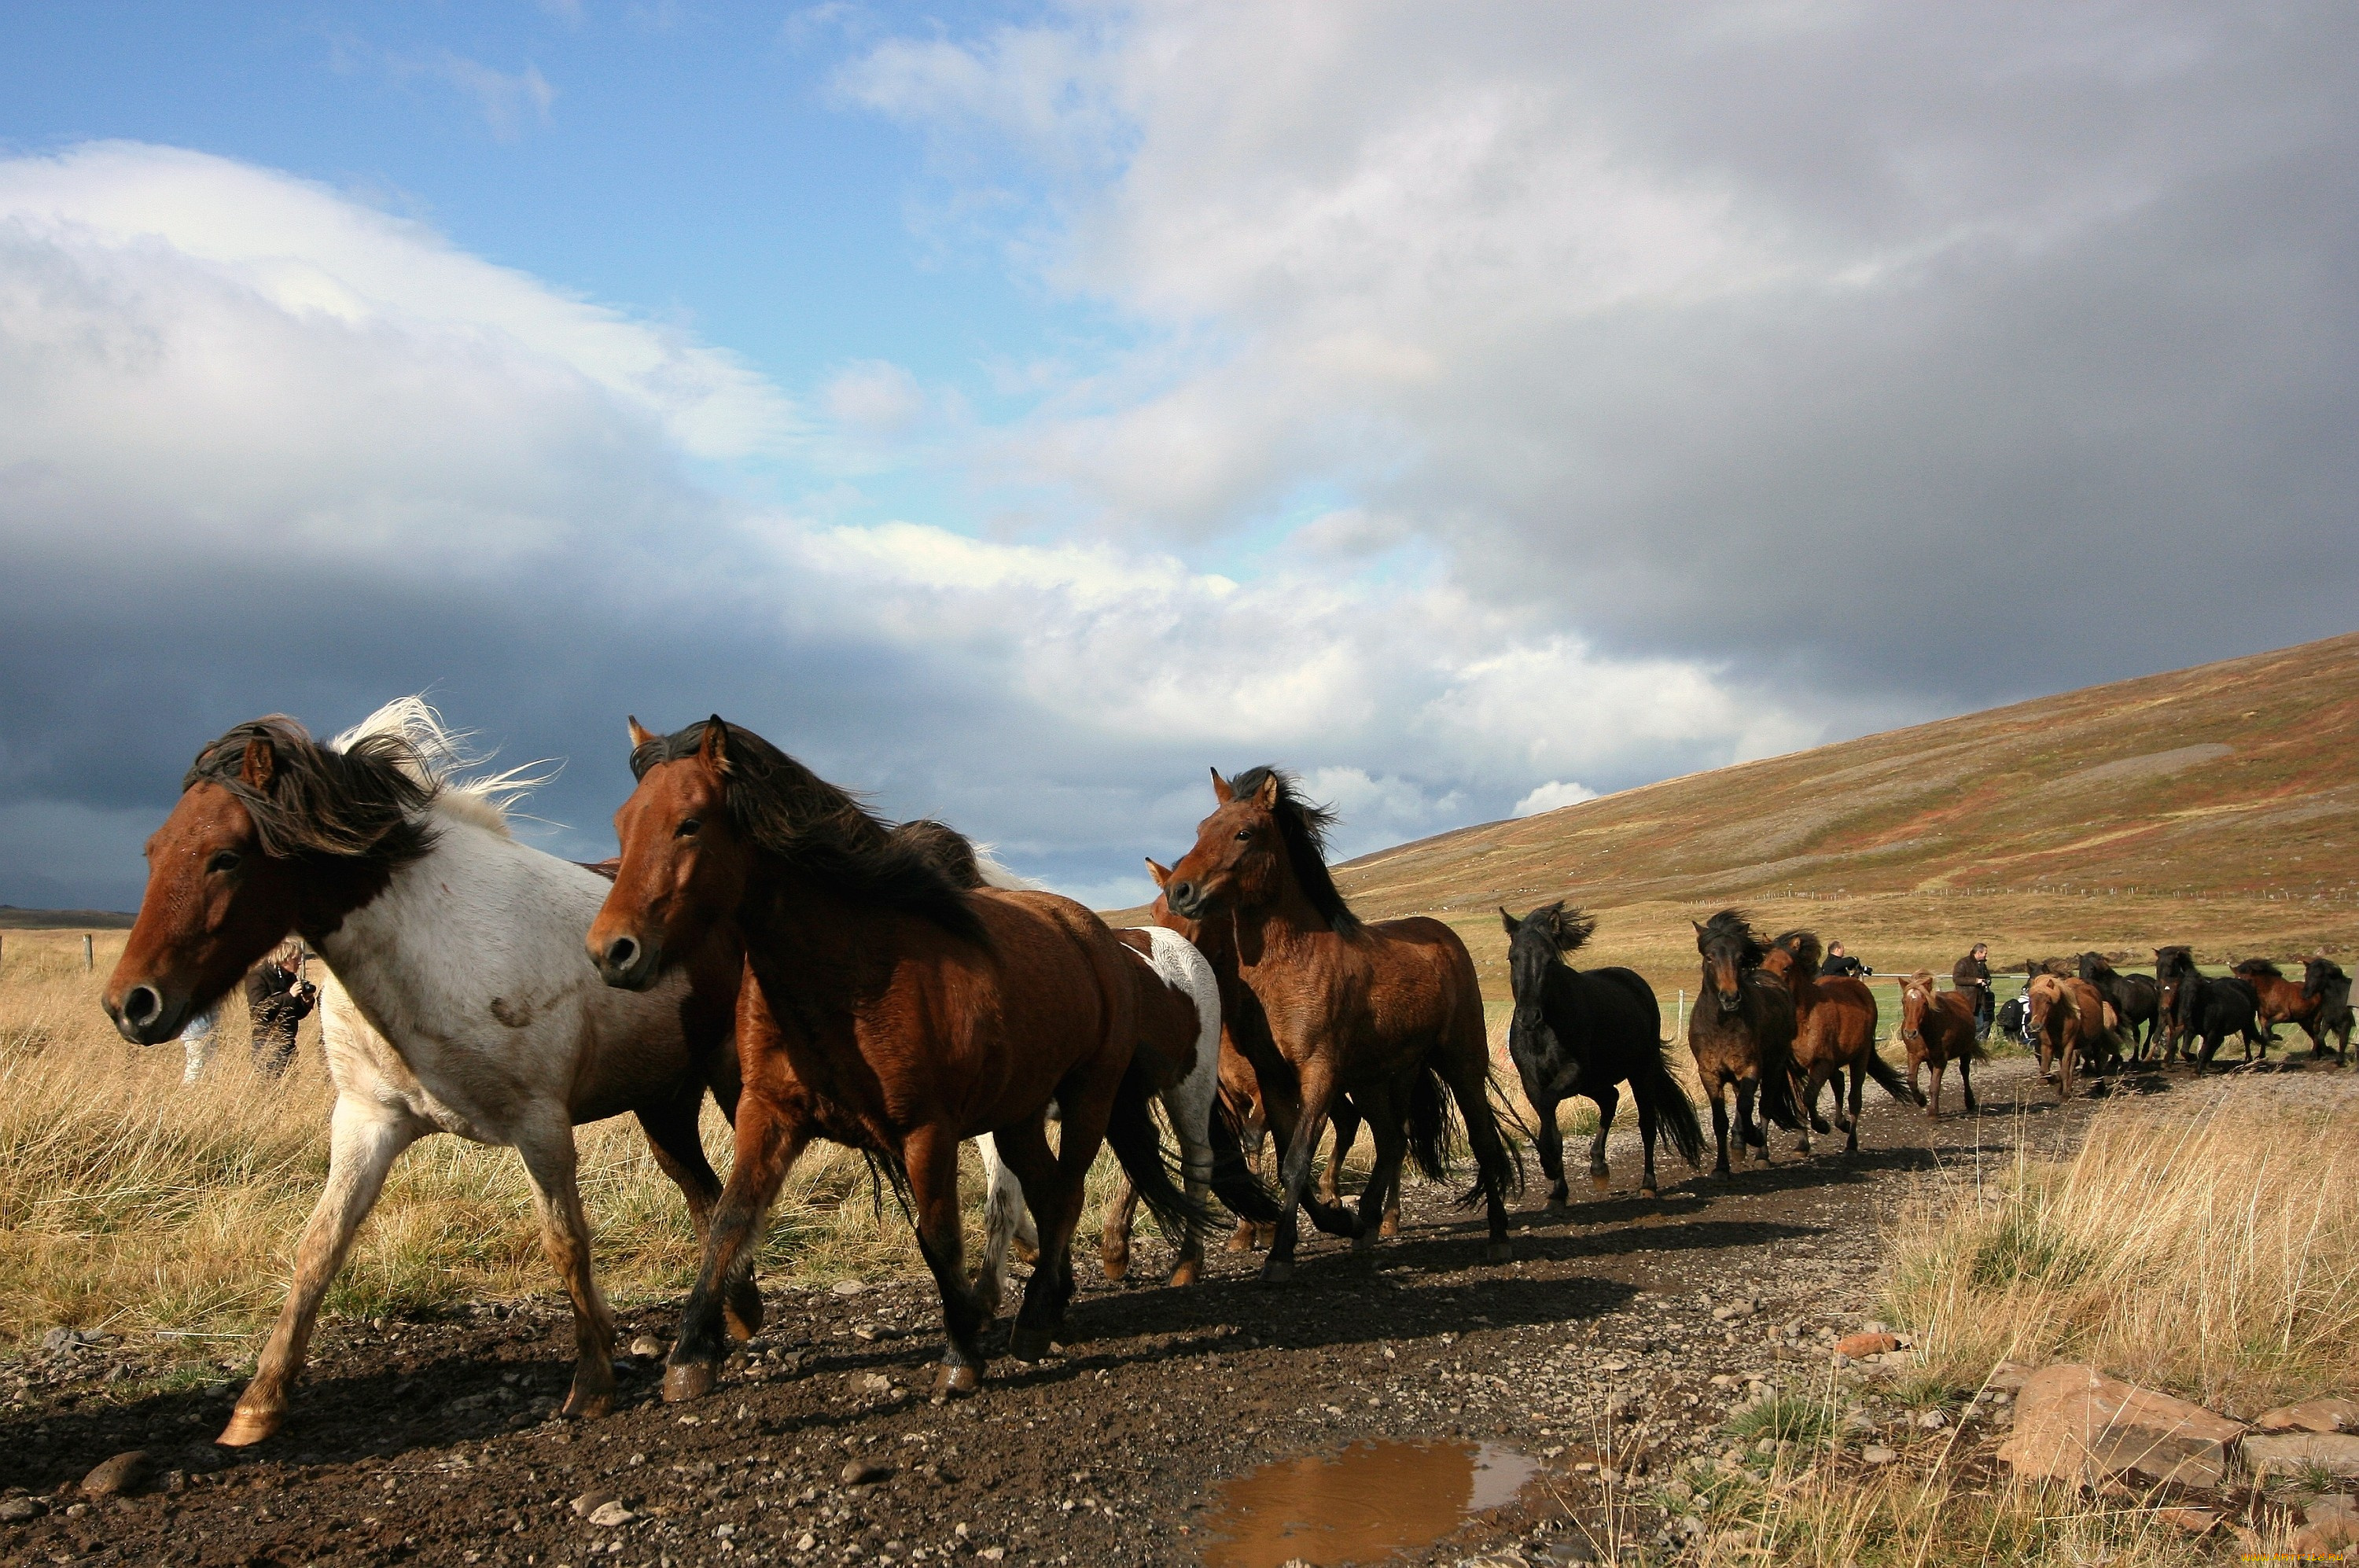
[1198,1438,1541,1566]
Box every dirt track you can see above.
[0,1056,2221,1567]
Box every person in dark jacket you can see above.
[1952,942,1993,1040]
[245,944,318,1077]
[1818,941,1868,979]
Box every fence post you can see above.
[1676,987,1685,1040]
[83,933,94,971]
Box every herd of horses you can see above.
[94,700,2353,1452]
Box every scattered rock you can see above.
[587,1501,635,1527]
[854,1372,895,1395]
[2295,1494,2359,1555]
[1916,1410,1947,1430]
[2155,1506,2220,1535]
[1835,1332,1900,1358]
[570,1489,614,1518]
[1985,1361,2033,1390]
[841,1460,892,1487]
[2243,1432,2359,1480]
[2256,1397,2359,1435]
[627,1335,664,1360]
[830,1279,868,1297]
[0,1496,42,1522]
[1860,1445,1897,1465]
[1997,1364,2243,1489]
[79,1452,151,1497]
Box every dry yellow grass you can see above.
[0,929,1137,1362]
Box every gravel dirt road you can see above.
[0,1057,2145,1566]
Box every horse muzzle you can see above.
[105,980,189,1047]
[1714,988,1743,1015]
[1165,879,1211,921]
[591,931,664,992]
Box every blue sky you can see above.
[2,2,2353,911]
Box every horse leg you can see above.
[665,1095,810,1402]
[1007,1098,1104,1359]
[906,1124,992,1401]
[1438,1051,1515,1264]
[973,1132,1032,1320]
[1099,1173,1142,1284]
[511,1117,617,1421]
[1531,1091,1570,1213]
[1708,1086,1732,1178]
[1843,1062,1864,1154]
[1632,1088,1662,1199]
[1263,1068,1342,1283]
[221,1097,419,1445]
[1588,1080,1619,1194]
[635,1091,762,1342]
[1161,1080,1217,1289]
[1351,1087,1408,1254]
[1227,1106,1269,1253]
[1791,1071,1818,1156]
[1307,1099,1364,1240]
[1926,1059,1945,1120]
[1736,1079,1772,1164]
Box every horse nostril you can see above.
[123,985,162,1028]
[605,936,640,973]
[1172,882,1196,907]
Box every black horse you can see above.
[2170,964,2268,1073]
[2077,953,2160,1060]
[1501,904,1704,1205]
[2305,957,2353,1063]
[2154,947,2197,1062]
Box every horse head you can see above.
[1898,970,1938,1041]
[1693,909,1761,1015]
[1500,902,1594,1065]
[591,716,747,991]
[107,715,431,1045]
[1165,767,1357,933]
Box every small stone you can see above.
[841,1460,891,1486]
[797,1532,817,1551]
[1835,1332,1901,1359]
[2243,1432,2359,1479]
[1917,1410,1948,1430]
[2155,1506,2220,1535]
[627,1335,664,1360]
[0,1496,42,1522]
[588,1502,635,1527]
[1860,1445,1897,1464]
[854,1373,894,1395]
[1997,1364,2243,1489]
[2256,1398,2359,1435]
[1660,1479,1694,1503]
[714,1522,737,1538]
[571,1489,614,1518]
[830,1279,868,1297]
[79,1452,151,1497]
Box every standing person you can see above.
[1819,941,1868,978]
[178,999,221,1084]
[245,944,318,1077]
[1952,942,1993,1040]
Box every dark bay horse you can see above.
[101,701,749,1442]
[2304,957,2353,1063]
[1163,767,1520,1282]
[1499,902,1702,1204]
[589,717,1202,1401]
[2234,959,2344,1059]
[1765,931,1918,1154]
[1686,911,1802,1176]
[1897,971,1983,1117]
[2078,954,2160,1059]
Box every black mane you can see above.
[1697,907,1766,966]
[1772,929,1824,976]
[185,715,436,869]
[1227,765,1361,935]
[636,719,984,942]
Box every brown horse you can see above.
[1897,971,1984,1117]
[2233,959,2342,1058]
[1145,858,1383,1251]
[589,716,1202,1401]
[1162,767,1519,1282]
[1765,932,1919,1152]
[2025,973,2112,1098]
[2304,956,2353,1064]
[101,702,750,1442]
[1687,911,1803,1176]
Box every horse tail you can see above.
[1103,1062,1217,1242]
[1407,1056,1462,1185]
[1450,1066,1529,1208]
[1205,1093,1286,1223]
[1630,1044,1706,1168]
[1860,1043,1923,1106]
[1754,1006,1804,1130]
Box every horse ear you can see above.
[1500,907,1519,935]
[1209,768,1234,804]
[697,716,732,776]
[1692,918,1706,937]
[240,734,277,792]
[1145,857,1172,889]
[1543,903,1566,940]
[1253,771,1282,809]
[627,716,656,749]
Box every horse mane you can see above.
[329,696,554,838]
[1698,908,1766,967]
[1536,902,1597,955]
[185,712,436,867]
[1227,765,1361,935]
[1772,929,1824,977]
[2077,951,2119,983]
[636,719,984,941]
[2233,958,2285,981]
[2306,956,2349,999]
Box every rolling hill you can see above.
[1124,631,2359,1013]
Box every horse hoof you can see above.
[1379,1213,1400,1240]
[1637,1187,1658,1200]
[1100,1250,1131,1284]
[1590,1175,1610,1194]
[1007,1326,1055,1363]
[1223,1231,1254,1255]
[663,1362,717,1403]
[724,1286,765,1342]
[1484,1241,1514,1264]
[217,1406,282,1447]
[1167,1257,1202,1289]
[1352,1230,1378,1253]
[562,1386,614,1420]
[1260,1257,1295,1285]
[929,1364,981,1403]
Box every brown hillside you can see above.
[1121,631,2359,1014]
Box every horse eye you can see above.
[207,850,241,874]
[676,818,701,838]
[1235,827,1252,841]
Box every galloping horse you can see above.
[1686,911,1802,1176]
[591,717,1203,1401]
[103,701,749,1443]
[2169,966,2267,1073]
[1897,972,1984,1117]
[2078,954,2160,1059]
[1162,767,1520,1282]
[2303,957,2353,1064]
[2025,973,2115,1097]
[1500,902,1702,1203]
[1764,931,1918,1154]
[2232,959,2342,1058]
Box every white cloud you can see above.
[395,52,558,141]
[1513,780,1598,819]
[823,359,927,436]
